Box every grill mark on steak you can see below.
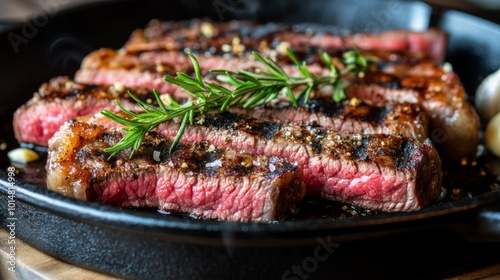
[395,139,414,170]
[349,136,370,162]
[205,112,282,140]
[301,98,392,125]
[46,121,305,222]
[86,111,443,212]
[370,75,402,90]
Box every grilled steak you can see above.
[344,65,480,161]
[73,19,478,161]
[14,19,458,218]
[46,120,305,222]
[87,112,443,212]
[13,77,429,147]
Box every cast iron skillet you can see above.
[1,0,500,279]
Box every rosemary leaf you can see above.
[170,113,190,153]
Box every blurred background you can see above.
[0,0,499,23]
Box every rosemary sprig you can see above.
[101,48,373,158]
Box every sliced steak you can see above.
[46,120,305,222]
[74,45,439,100]
[75,45,478,160]
[73,19,478,160]
[13,77,429,147]
[74,19,446,98]
[87,112,443,212]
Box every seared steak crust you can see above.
[46,120,305,222]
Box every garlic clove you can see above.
[475,67,500,122]
[485,112,500,158]
[7,148,40,164]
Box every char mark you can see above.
[358,105,391,126]
[351,137,371,162]
[395,138,415,170]
[377,77,401,89]
[68,84,99,98]
[301,98,347,118]
[205,112,281,140]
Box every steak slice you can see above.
[12,76,155,147]
[88,112,443,212]
[46,120,305,222]
[13,77,429,147]
[122,19,447,63]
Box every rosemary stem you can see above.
[101,48,373,157]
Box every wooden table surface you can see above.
[2,227,500,280]
[0,229,121,280]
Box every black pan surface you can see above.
[1,0,500,279]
